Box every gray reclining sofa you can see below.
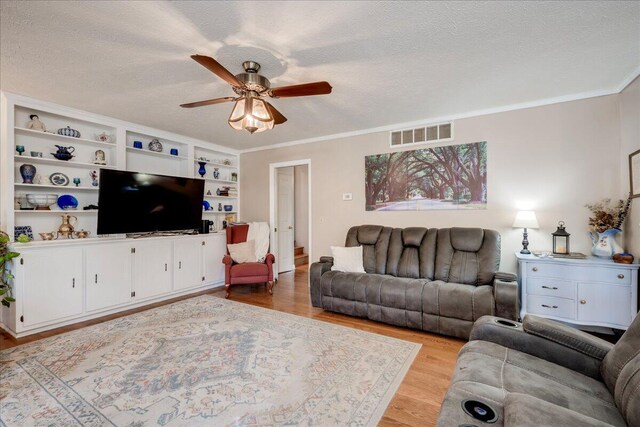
[437,313,640,426]
[310,225,518,339]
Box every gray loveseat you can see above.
[310,225,518,339]
[437,313,640,426]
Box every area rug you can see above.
[0,295,420,426]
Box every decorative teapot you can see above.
[57,213,78,238]
[51,145,75,161]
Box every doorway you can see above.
[269,159,311,277]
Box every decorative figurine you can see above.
[148,138,163,152]
[213,168,220,179]
[90,170,99,187]
[26,114,46,132]
[16,145,25,156]
[206,189,212,196]
[231,172,237,182]
[93,149,107,165]
[73,177,81,187]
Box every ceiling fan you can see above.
[181,55,332,134]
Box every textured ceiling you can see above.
[1,1,639,150]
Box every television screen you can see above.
[97,170,204,235]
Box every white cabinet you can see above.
[173,239,204,290]
[517,253,639,330]
[203,235,226,284]
[133,240,173,300]
[86,243,132,312]
[19,247,83,327]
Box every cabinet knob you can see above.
[580,299,587,305]
[532,267,538,272]
[618,274,624,279]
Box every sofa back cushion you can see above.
[434,228,500,285]
[345,225,392,274]
[386,227,438,279]
[601,313,640,424]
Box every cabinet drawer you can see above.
[526,262,631,284]
[527,277,576,299]
[526,295,576,320]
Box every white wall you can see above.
[294,164,309,253]
[240,95,622,273]
[619,76,640,256]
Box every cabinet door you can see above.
[203,236,226,284]
[173,239,203,290]
[577,282,632,327]
[21,247,83,327]
[133,240,173,300]
[86,243,132,312]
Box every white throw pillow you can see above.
[228,240,258,263]
[330,246,366,273]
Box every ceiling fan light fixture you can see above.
[228,94,274,134]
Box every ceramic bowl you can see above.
[26,193,58,209]
[57,194,78,210]
[224,205,233,212]
[30,151,43,157]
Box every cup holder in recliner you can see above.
[462,399,498,423]
[495,319,519,328]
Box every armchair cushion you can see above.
[227,240,257,264]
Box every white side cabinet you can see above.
[517,253,639,330]
[1,233,227,338]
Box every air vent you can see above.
[390,121,454,147]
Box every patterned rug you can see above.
[0,295,420,426]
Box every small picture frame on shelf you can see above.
[630,148,640,198]
[14,225,34,241]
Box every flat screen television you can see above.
[97,170,204,235]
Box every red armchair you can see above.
[222,224,275,298]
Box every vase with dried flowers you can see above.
[585,194,632,257]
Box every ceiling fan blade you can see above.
[269,81,332,98]
[191,54,244,87]
[180,97,236,108]
[266,102,287,125]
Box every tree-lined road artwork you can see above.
[365,142,487,211]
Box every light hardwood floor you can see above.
[0,265,464,426]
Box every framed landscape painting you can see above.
[365,141,487,211]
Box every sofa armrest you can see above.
[310,257,333,307]
[493,272,518,320]
[470,315,613,379]
[522,315,612,360]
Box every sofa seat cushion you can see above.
[420,281,494,338]
[320,271,428,329]
[440,340,626,426]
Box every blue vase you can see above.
[20,164,36,184]
[198,161,207,177]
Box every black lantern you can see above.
[552,221,570,255]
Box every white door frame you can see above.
[269,159,311,278]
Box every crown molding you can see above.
[240,71,640,154]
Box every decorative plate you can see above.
[49,172,70,186]
[14,225,34,241]
[57,194,78,210]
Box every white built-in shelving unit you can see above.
[1,92,240,242]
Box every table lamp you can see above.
[512,211,539,254]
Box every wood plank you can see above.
[0,265,463,426]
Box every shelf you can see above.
[15,209,98,214]
[197,177,238,185]
[194,159,238,169]
[14,155,116,169]
[204,195,237,199]
[15,127,116,148]
[15,183,99,191]
[203,211,237,214]
[126,146,188,160]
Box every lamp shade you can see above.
[228,95,274,134]
[512,211,539,229]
